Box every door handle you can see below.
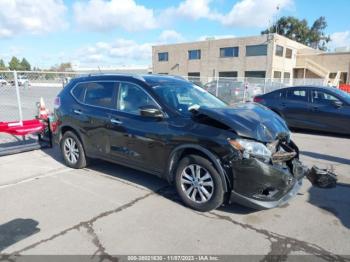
[74,109,82,115]
[281,103,286,107]
[110,118,123,125]
[312,107,319,112]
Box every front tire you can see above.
[60,131,87,169]
[175,155,224,212]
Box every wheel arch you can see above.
[59,125,86,150]
[60,125,80,140]
[166,144,230,192]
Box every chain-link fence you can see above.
[183,76,327,106]
[0,70,82,124]
[0,70,330,124]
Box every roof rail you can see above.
[79,72,145,82]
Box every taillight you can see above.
[253,97,264,103]
[54,96,61,109]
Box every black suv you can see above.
[53,74,310,211]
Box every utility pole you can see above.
[275,4,280,34]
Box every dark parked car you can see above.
[254,86,350,135]
[53,74,313,211]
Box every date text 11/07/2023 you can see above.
[127,255,220,261]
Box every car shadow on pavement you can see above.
[43,146,168,192]
[300,151,350,165]
[42,147,257,215]
[0,218,40,252]
[308,183,350,229]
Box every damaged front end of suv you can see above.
[192,103,337,210]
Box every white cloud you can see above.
[169,0,213,20]
[75,39,153,66]
[160,0,217,24]
[74,30,185,66]
[161,0,293,28]
[0,0,67,38]
[330,31,350,49]
[73,0,157,31]
[217,0,293,27]
[158,30,185,43]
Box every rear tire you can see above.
[60,131,87,169]
[175,155,224,212]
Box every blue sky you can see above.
[0,0,349,69]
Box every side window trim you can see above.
[70,80,168,117]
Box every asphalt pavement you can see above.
[0,132,349,261]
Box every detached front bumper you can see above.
[229,157,308,210]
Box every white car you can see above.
[0,76,8,86]
[17,75,30,86]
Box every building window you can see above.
[245,71,266,78]
[274,71,282,79]
[188,72,201,85]
[246,44,267,56]
[188,72,200,78]
[284,72,291,79]
[284,72,291,84]
[188,49,201,60]
[219,71,238,78]
[329,72,337,78]
[275,45,284,57]
[158,52,168,62]
[220,47,239,58]
[285,48,293,59]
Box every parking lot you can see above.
[0,131,349,260]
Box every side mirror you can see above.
[139,105,164,119]
[332,100,343,108]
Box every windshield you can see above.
[332,88,350,103]
[152,83,227,114]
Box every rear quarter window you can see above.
[72,83,86,102]
[266,90,284,99]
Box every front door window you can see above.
[117,82,158,115]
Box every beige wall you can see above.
[152,34,276,79]
[152,34,349,83]
[300,53,350,73]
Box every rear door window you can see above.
[287,89,308,102]
[73,81,118,109]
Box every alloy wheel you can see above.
[180,164,214,203]
[63,137,79,165]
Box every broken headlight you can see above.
[229,139,272,162]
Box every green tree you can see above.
[20,58,31,71]
[50,62,73,72]
[8,56,22,70]
[261,16,331,51]
[0,59,6,70]
[308,16,331,50]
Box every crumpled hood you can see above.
[194,103,290,143]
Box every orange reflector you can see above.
[228,140,244,151]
